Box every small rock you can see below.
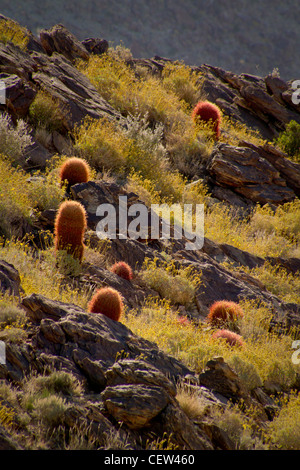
[199,357,249,402]
[82,38,109,55]
[101,384,171,429]
[105,358,176,396]
[0,260,23,297]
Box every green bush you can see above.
[276,120,300,162]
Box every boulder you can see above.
[207,143,296,205]
[0,260,23,297]
[0,39,122,132]
[0,74,36,118]
[101,383,172,429]
[31,52,122,131]
[40,24,90,62]
[82,38,109,55]
[187,63,300,141]
[20,293,193,385]
[0,41,38,80]
[242,142,300,198]
[199,357,249,402]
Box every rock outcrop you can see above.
[0,293,277,450]
[0,17,299,209]
[33,178,300,332]
[0,293,228,449]
[0,16,299,451]
[206,143,298,207]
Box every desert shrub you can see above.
[123,112,166,161]
[249,200,300,245]
[88,286,124,321]
[276,120,300,162]
[205,201,300,259]
[77,53,136,114]
[228,355,262,391]
[0,326,28,344]
[55,250,82,277]
[0,158,32,237]
[28,90,67,133]
[122,113,188,202]
[27,172,65,212]
[124,297,300,388]
[0,402,14,428]
[0,114,32,165]
[166,119,215,174]
[0,301,27,328]
[161,62,202,106]
[212,404,266,450]
[74,116,130,171]
[74,116,189,203]
[100,428,132,451]
[268,393,300,449]
[78,52,189,128]
[239,300,273,341]
[140,258,200,307]
[145,433,179,451]
[220,115,265,146]
[0,381,18,405]
[81,56,211,179]
[176,383,209,421]
[0,238,91,308]
[125,170,161,206]
[246,262,300,304]
[0,17,29,49]
[109,43,133,62]
[123,112,210,201]
[32,395,69,429]
[23,371,83,399]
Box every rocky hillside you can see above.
[1,0,300,80]
[0,15,300,451]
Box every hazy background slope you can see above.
[0,0,299,79]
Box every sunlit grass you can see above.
[0,238,91,308]
[0,158,32,237]
[139,257,201,307]
[205,201,300,259]
[220,116,266,147]
[0,17,29,49]
[124,298,300,391]
[245,263,300,304]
